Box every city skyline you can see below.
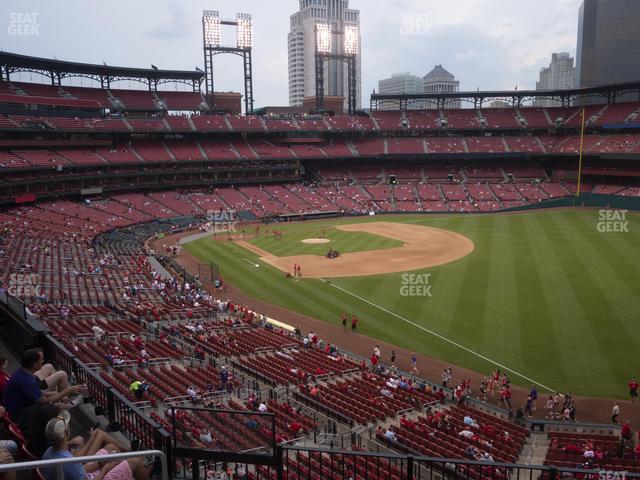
[1,0,582,108]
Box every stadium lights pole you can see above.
[314,23,359,115]
[576,108,586,197]
[201,11,254,114]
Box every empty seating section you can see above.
[10,149,71,167]
[416,184,442,201]
[386,167,423,181]
[443,109,482,129]
[350,166,382,181]
[131,140,173,161]
[126,118,167,132]
[61,86,115,108]
[289,144,326,159]
[264,118,299,132]
[465,137,508,153]
[324,115,365,132]
[286,185,335,212]
[441,185,467,201]
[590,134,640,153]
[199,140,238,160]
[593,102,640,125]
[263,186,308,213]
[165,140,205,161]
[95,145,141,163]
[156,91,205,110]
[546,107,580,126]
[12,81,65,98]
[393,185,418,202]
[516,184,548,201]
[405,110,440,130]
[190,114,230,131]
[227,115,265,132]
[148,192,202,216]
[386,138,426,154]
[320,139,354,157]
[238,186,287,216]
[518,108,550,128]
[56,149,106,166]
[232,139,258,160]
[87,118,129,131]
[249,140,295,158]
[504,136,544,153]
[371,111,403,131]
[109,89,157,110]
[365,185,391,201]
[295,118,327,131]
[164,115,193,132]
[565,105,605,128]
[465,166,504,180]
[111,193,178,218]
[425,138,466,153]
[481,108,520,129]
[466,184,497,201]
[353,138,385,156]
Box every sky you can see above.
[0,0,582,108]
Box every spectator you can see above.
[0,447,15,480]
[383,427,396,442]
[629,379,639,405]
[42,411,150,480]
[0,406,18,455]
[258,402,268,413]
[612,403,620,424]
[2,348,85,435]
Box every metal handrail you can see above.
[0,450,168,480]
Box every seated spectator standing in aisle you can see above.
[2,349,85,435]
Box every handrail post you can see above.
[406,454,414,480]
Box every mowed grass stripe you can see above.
[531,213,621,397]
[513,214,569,389]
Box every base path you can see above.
[235,222,474,277]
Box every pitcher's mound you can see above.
[301,238,331,244]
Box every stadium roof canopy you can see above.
[371,80,640,110]
[0,51,205,90]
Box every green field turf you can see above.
[248,227,403,256]
[184,210,640,398]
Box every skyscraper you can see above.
[575,0,640,90]
[378,73,425,110]
[423,65,460,109]
[534,53,575,107]
[288,0,361,110]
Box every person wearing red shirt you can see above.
[621,421,632,443]
[341,313,347,331]
[351,315,358,333]
[629,378,639,405]
[370,354,378,371]
[288,422,302,435]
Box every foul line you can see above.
[319,278,556,393]
[242,258,257,267]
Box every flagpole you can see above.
[576,108,586,197]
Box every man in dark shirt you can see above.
[2,349,84,434]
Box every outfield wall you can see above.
[499,193,640,212]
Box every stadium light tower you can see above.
[201,10,254,114]
[314,22,359,115]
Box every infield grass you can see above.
[184,210,640,398]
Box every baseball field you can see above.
[183,209,640,399]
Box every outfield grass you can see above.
[248,227,403,256]
[184,210,640,398]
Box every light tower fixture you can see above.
[314,23,358,115]
[315,23,332,54]
[236,13,253,49]
[343,25,360,56]
[201,10,254,114]
[202,10,221,48]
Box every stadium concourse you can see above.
[1,54,640,479]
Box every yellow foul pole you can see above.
[576,108,586,197]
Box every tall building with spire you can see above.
[288,0,361,110]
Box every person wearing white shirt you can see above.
[459,429,474,438]
[258,402,268,413]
